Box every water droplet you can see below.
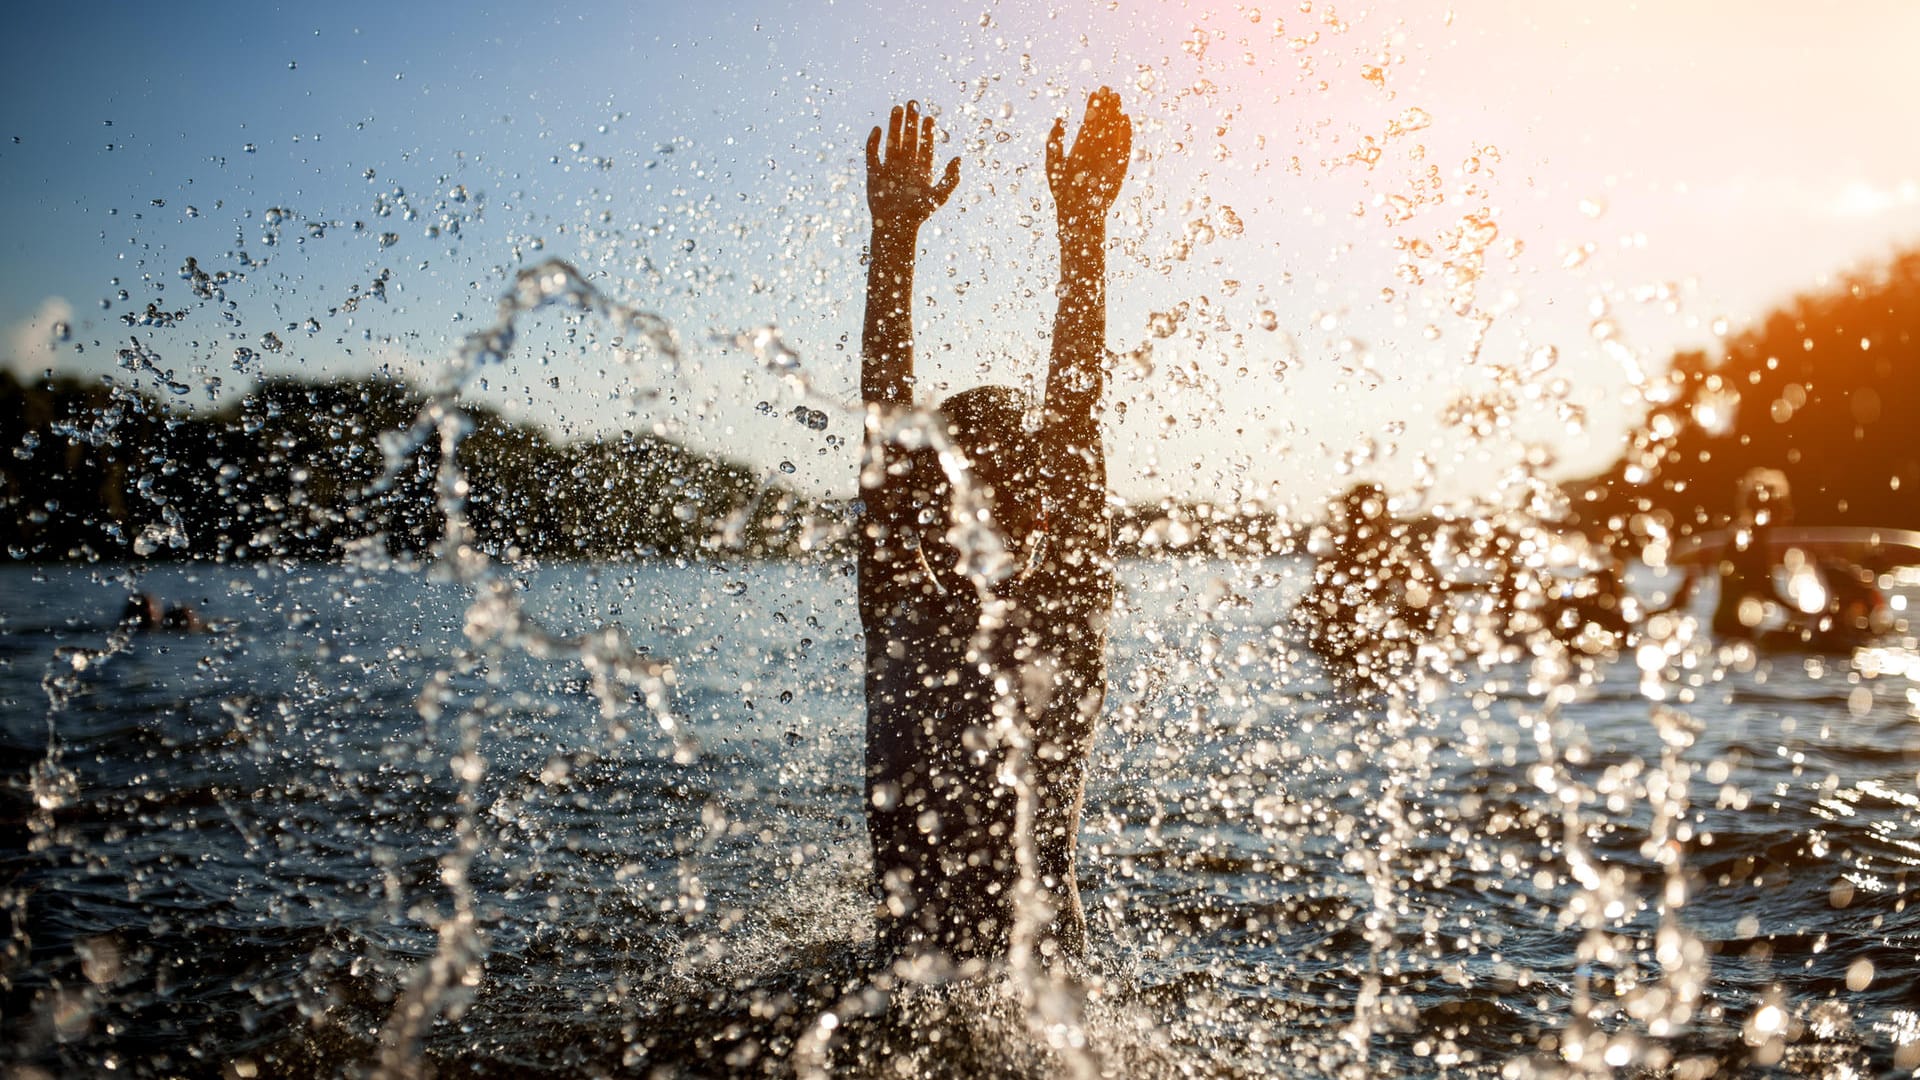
[739,327,801,372]
[1389,107,1432,135]
[1846,958,1874,991]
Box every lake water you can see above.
[2,557,1917,1077]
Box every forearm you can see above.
[862,227,920,407]
[1037,223,1109,538]
[858,227,920,623]
[1045,224,1108,438]
[858,102,960,624]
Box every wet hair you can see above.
[911,384,1042,544]
[1737,467,1792,523]
[1339,482,1387,526]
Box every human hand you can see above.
[866,101,961,239]
[1047,87,1132,238]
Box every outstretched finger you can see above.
[1073,94,1105,160]
[933,156,961,206]
[866,126,882,176]
[902,101,920,161]
[887,105,905,161]
[920,116,936,171]
[1095,89,1126,144]
[1045,117,1066,177]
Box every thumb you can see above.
[933,157,961,205]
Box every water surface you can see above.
[2,558,1916,1077]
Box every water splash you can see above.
[320,257,1100,1075]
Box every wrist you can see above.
[1058,223,1108,257]
[871,223,920,255]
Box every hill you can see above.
[0,372,827,563]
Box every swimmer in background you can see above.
[1531,532,1633,646]
[1812,555,1890,644]
[856,91,1131,964]
[1711,468,1793,640]
[120,592,205,632]
[1295,483,1436,680]
[121,592,165,631]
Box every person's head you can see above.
[1737,467,1793,527]
[911,385,1043,549]
[122,592,162,630]
[1338,482,1388,529]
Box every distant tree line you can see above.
[0,372,834,563]
[1569,248,1920,546]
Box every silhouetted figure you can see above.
[1654,541,1885,652]
[1645,565,1701,618]
[120,592,207,633]
[1501,531,1634,648]
[1476,522,1542,640]
[1711,468,1792,640]
[1806,555,1889,647]
[161,602,205,632]
[1296,483,1434,683]
[857,92,1131,964]
[1537,558,1631,645]
[121,593,164,631]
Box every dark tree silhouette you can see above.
[1569,248,1920,547]
[0,371,822,563]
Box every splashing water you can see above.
[9,271,1920,1076]
[7,8,1920,1079]
[24,292,1918,1078]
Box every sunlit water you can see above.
[3,558,1917,1077]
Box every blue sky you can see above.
[9,1,1920,515]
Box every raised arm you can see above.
[862,101,961,407]
[859,102,959,624]
[1040,88,1131,509]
